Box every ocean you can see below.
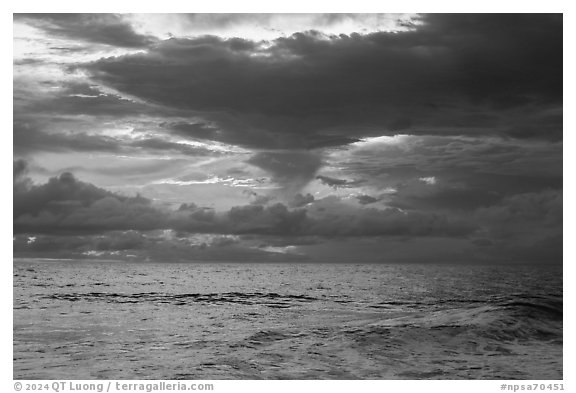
[13,260,562,380]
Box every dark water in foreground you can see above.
[13,261,562,379]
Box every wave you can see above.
[42,290,562,343]
[363,294,562,343]
[44,291,317,308]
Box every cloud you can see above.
[15,14,158,48]
[14,159,29,180]
[419,176,436,185]
[305,196,476,237]
[13,164,311,236]
[13,165,562,262]
[355,194,380,205]
[243,190,274,206]
[246,151,323,193]
[14,121,122,155]
[316,175,362,189]
[225,203,309,235]
[14,169,168,234]
[327,134,562,213]
[14,159,33,196]
[336,133,562,179]
[129,137,222,157]
[80,14,561,151]
[166,120,358,150]
[12,14,563,264]
[148,14,416,40]
[23,87,154,118]
[13,121,219,157]
[476,189,562,229]
[13,163,479,239]
[13,231,306,262]
[388,178,503,211]
[289,193,315,207]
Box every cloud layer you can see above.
[15,14,158,48]
[14,160,562,263]
[81,14,562,151]
[15,161,477,238]
[13,14,563,264]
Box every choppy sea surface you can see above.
[13,260,562,380]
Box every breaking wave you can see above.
[362,293,562,343]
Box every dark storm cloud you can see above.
[12,165,563,262]
[476,189,562,230]
[13,169,308,236]
[14,159,33,199]
[330,134,561,214]
[385,172,562,213]
[388,178,502,211]
[337,135,562,181]
[225,203,308,235]
[355,195,381,205]
[174,202,310,237]
[289,193,315,208]
[14,14,158,48]
[14,158,29,179]
[305,197,476,238]
[246,151,323,192]
[243,190,274,206]
[167,121,359,150]
[13,168,168,234]
[468,189,561,263]
[316,175,363,189]
[14,163,483,239]
[81,14,562,149]
[485,234,563,264]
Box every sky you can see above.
[12,13,563,263]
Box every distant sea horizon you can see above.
[12,257,563,266]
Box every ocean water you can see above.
[13,261,562,380]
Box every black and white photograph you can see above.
[12,11,564,382]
